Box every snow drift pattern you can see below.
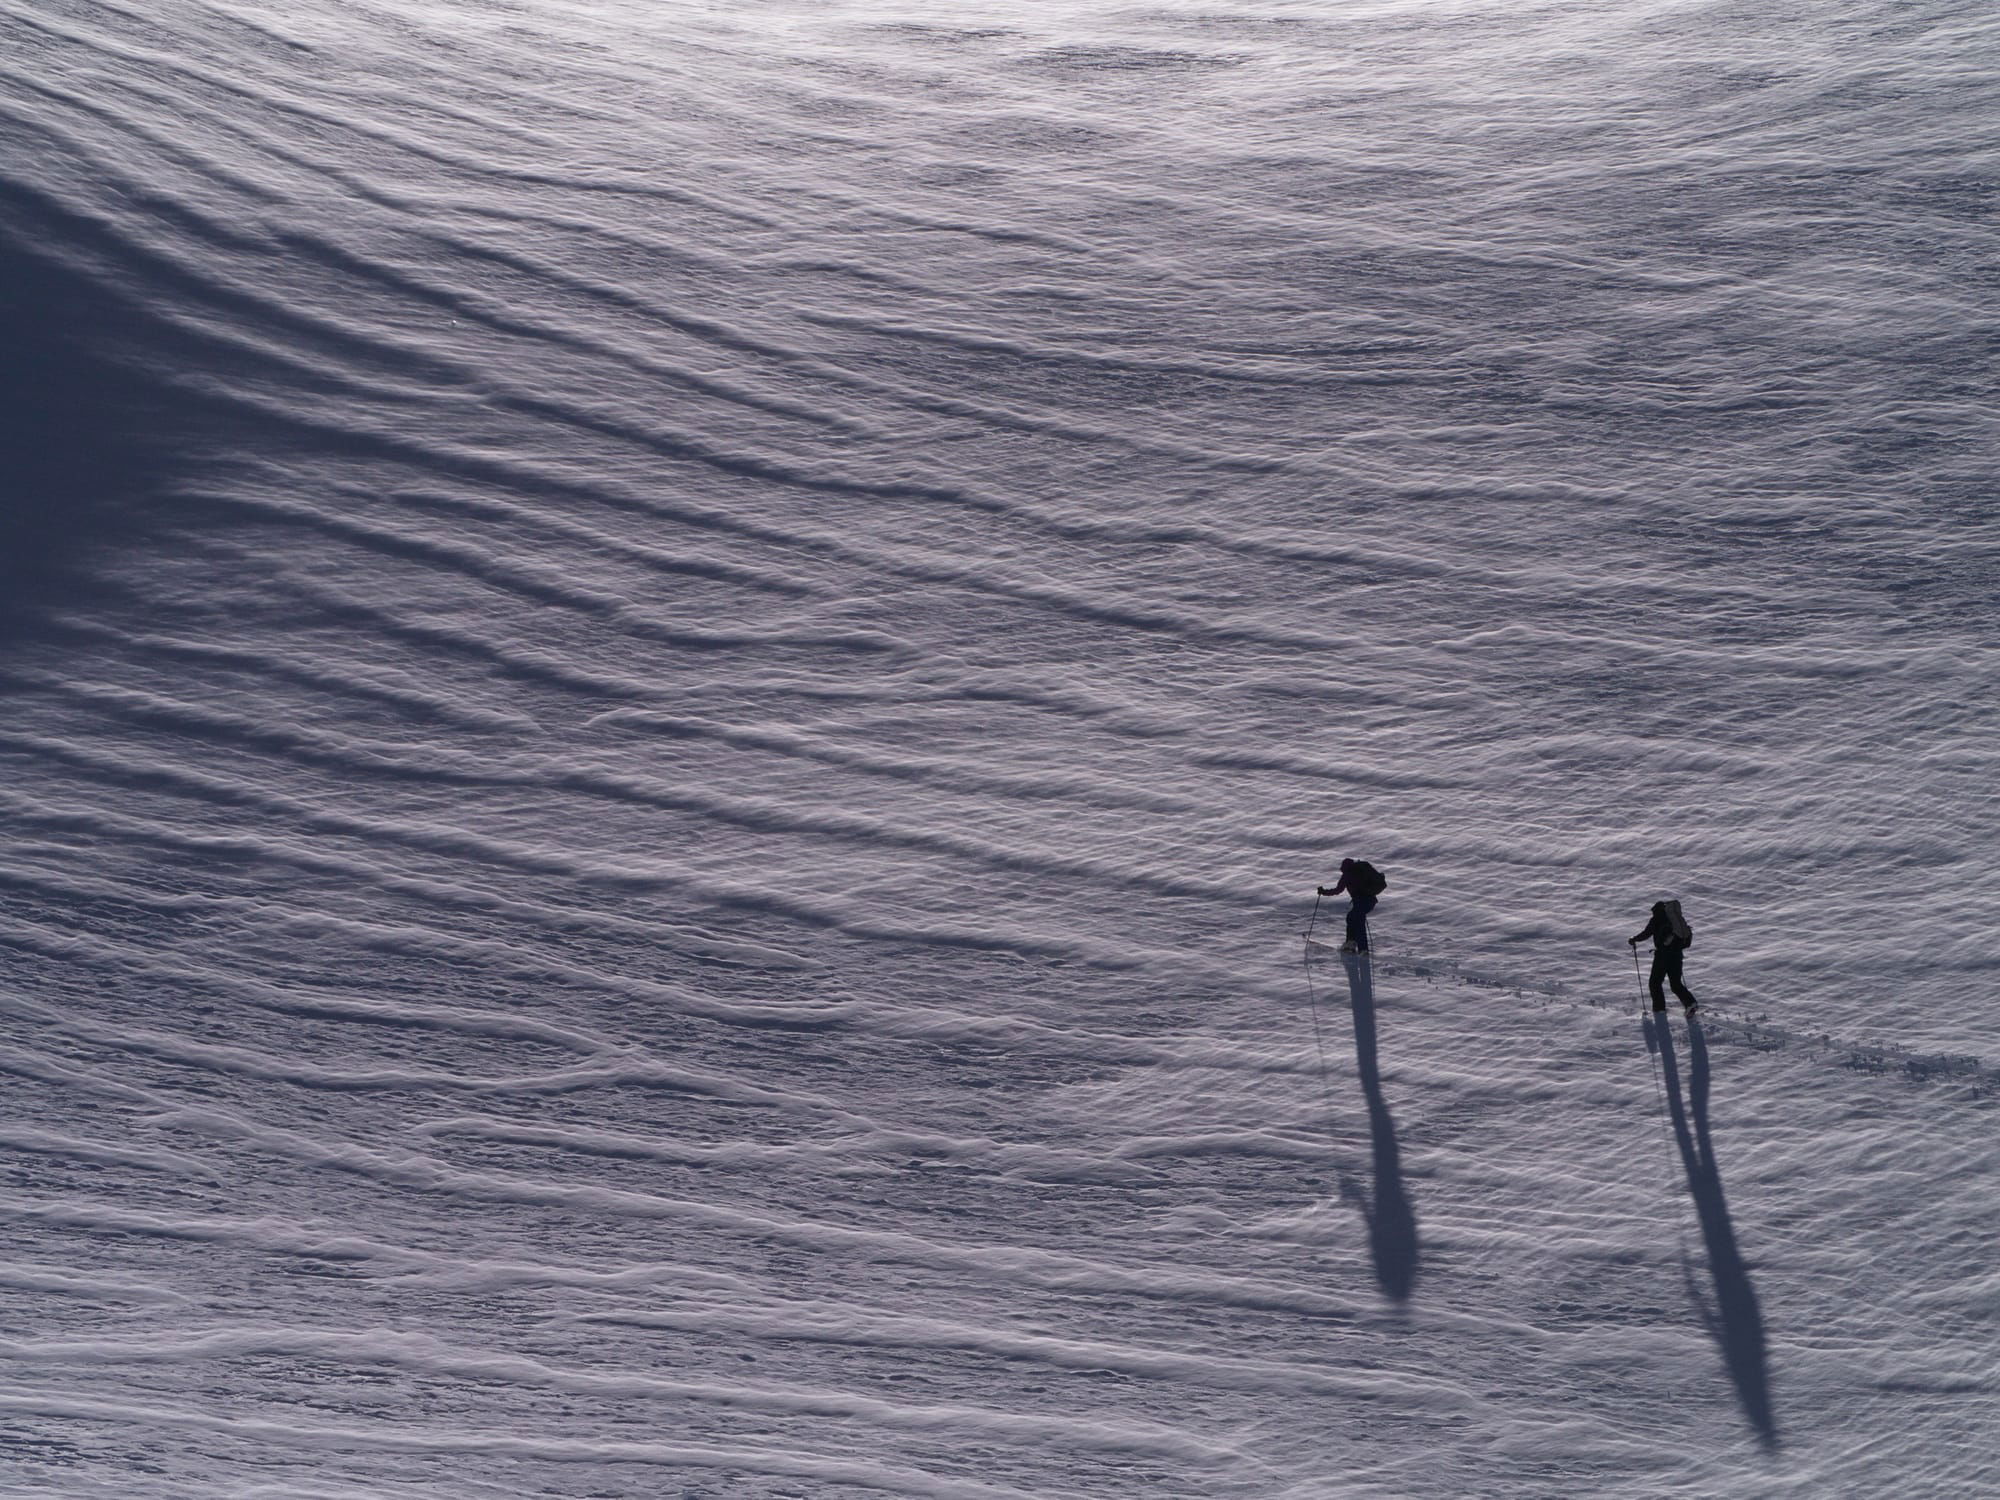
[0,1,1994,1496]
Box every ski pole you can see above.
[1306,890,1322,947]
[1631,944,1649,1015]
[1302,895,1337,1136]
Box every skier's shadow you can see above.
[1340,952,1419,1302]
[1647,1014,1779,1450]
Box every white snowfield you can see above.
[1,0,1994,1496]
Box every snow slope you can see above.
[1,0,1995,1495]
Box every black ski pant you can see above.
[1346,893,1376,951]
[1649,947,1695,1007]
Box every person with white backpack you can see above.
[1629,899,1698,1013]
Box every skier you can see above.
[1317,858,1387,954]
[1629,899,1697,1013]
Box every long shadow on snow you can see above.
[1647,1013,1780,1450]
[0,179,225,655]
[1339,952,1419,1302]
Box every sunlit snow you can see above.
[1,1,1994,1496]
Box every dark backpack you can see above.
[1663,899,1691,948]
[1349,861,1387,898]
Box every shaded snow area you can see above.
[3,0,1997,1495]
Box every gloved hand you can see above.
[1317,887,1333,896]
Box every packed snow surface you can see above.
[2,0,1996,1495]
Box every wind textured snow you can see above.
[1,1,1995,1496]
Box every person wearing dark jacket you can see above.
[1317,858,1383,954]
[1630,900,1697,1013]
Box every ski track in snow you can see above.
[1,0,1996,1495]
